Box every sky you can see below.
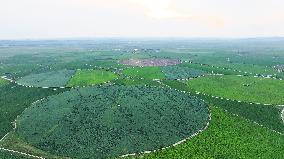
[0,0,284,39]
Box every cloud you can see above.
[128,0,224,27]
[128,0,180,19]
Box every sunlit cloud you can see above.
[128,0,224,27]
[129,0,175,19]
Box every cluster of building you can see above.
[121,59,181,67]
[273,65,284,73]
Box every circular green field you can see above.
[188,75,284,105]
[16,86,209,159]
[16,70,75,88]
[67,69,118,87]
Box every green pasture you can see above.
[67,69,118,87]
[187,75,284,105]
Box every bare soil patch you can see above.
[120,59,181,67]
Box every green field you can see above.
[187,75,284,105]
[0,149,31,159]
[14,86,209,159]
[16,70,75,88]
[114,78,162,87]
[1,39,284,159]
[0,83,68,138]
[0,78,9,86]
[179,62,242,75]
[162,80,284,133]
[67,69,118,87]
[0,132,65,159]
[161,66,206,79]
[123,67,166,80]
[129,106,284,159]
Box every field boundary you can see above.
[0,132,10,143]
[0,147,45,159]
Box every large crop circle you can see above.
[16,70,75,88]
[16,86,209,159]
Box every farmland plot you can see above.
[0,83,68,139]
[162,80,284,133]
[123,67,165,80]
[16,70,75,88]
[120,59,181,67]
[15,86,209,159]
[67,69,118,87]
[187,75,284,105]
[162,66,206,79]
[133,107,284,159]
[114,78,162,87]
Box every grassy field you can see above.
[187,75,284,105]
[128,106,284,159]
[67,69,118,87]
[123,67,165,80]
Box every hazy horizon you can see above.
[2,36,284,41]
[1,0,284,40]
